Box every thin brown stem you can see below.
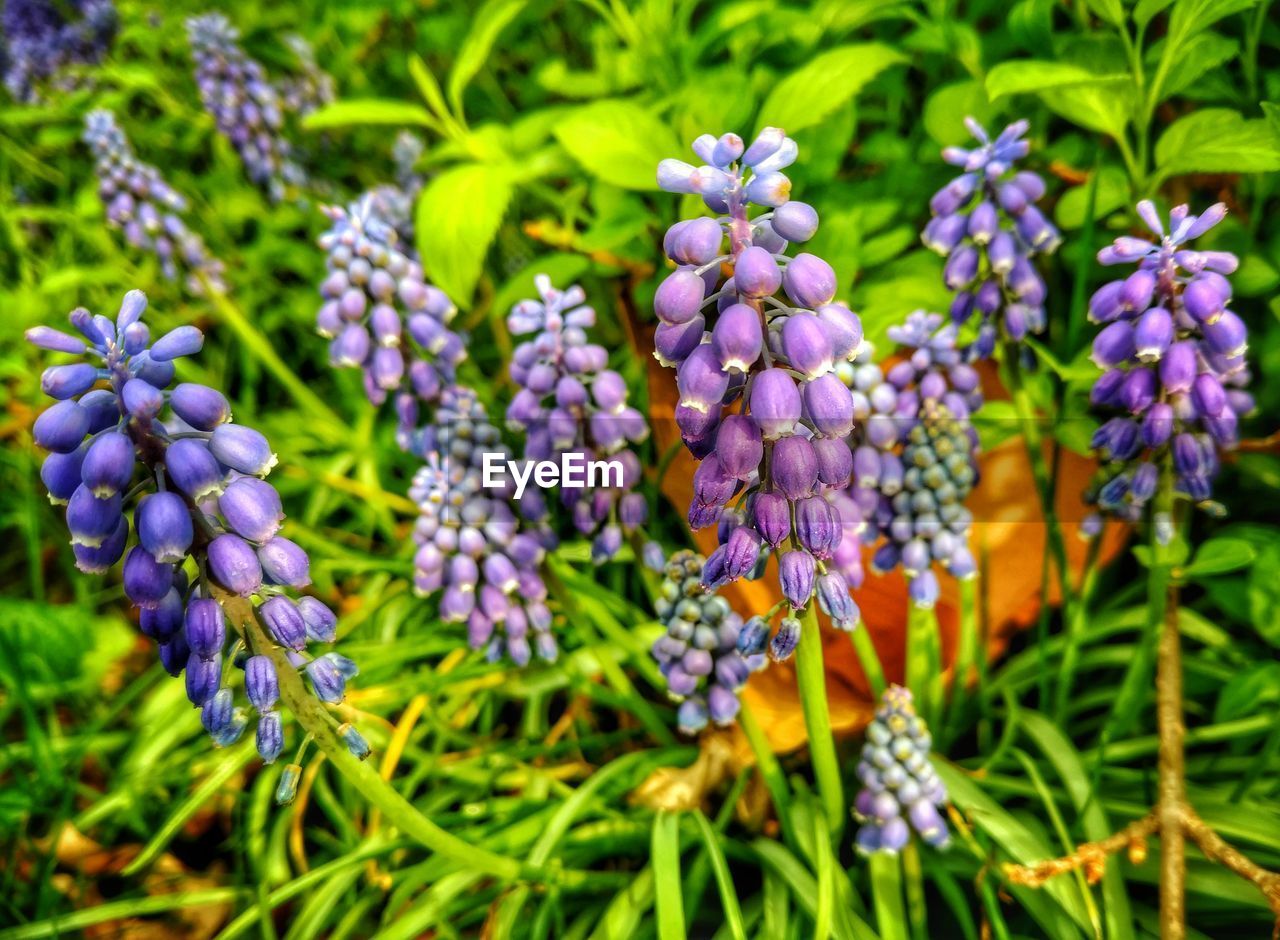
[1004,814,1157,888]
[1182,809,1280,926]
[1157,578,1186,939]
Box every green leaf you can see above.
[301,99,436,131]
[1182,537,1257,578]
[1040,84,1134,139]
[868,854,909,940]
[1133,0,1175,27]
[1082,0,1125,25]
[1156,33,1238,100]
[447,0,528,116]
[1055,165,1129,229]
[1154,109,1280,181]
[985,61,1129,101]
[553,100,681,191]
[757,43,906,135]
[651,812,686,940]
[415,162,516,305]
[1248,541,1280,646]
[409,54,453,126]
[690,812,747,940]
[923,80,997,146]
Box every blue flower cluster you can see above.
[276,34,334,117]
[655,129,866,625]
[648,549,764,732]
[28,291,365,768]
[1087,201,1252,519]
[83,110,225,295]
[410,386,556,665]
[853,685,950,854]
[186,13,304,201]
[922,118,1059,356]
[506,275,649,562]
[861,313,983,609]
[2,0,115,101]
[316,192,464,446]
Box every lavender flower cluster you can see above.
[83,110,225,295]
[1087,201,1252,517]
[851,313,983,609]
[507,275,649,562]
[648,549,764,733]
[2,0,115,102]
[655,129,865,637]
[28,291,366,768]
[410,386,556,665]
[922,119,1059,356]
[276,34,334,117]
[186,13,304,201]
[853,685,950,854]
[316,192,464,447]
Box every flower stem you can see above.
[1150,466,1186,939]
[795,603,844,840]
[1000,343,1070,706]
[216,590,582,887]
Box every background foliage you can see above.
[1,0,1279,936]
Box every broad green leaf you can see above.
[923,80,997,146]
[757,43,906,135]
[553,100,680,191]
[1055,165,1128,229]
[415,162,516,305]
[1182,537,1257,578]
[301,99,436,131]
[985,61,1129,101]
[1248,541,1280,645]
[1040,84,1134,139]
[1155,109,1280,180]
[409,54,453,126]
[447,0,528,116]
[1155,33,1238,100]
[1083,0,1124,25]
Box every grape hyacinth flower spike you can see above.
[1086,200,1250,520]
[316,193,464,443]
[855,312,983,609]
[923,118,1059,357]
[83,110,225,295]
[655,128,864,621]
[506,275,650,562]
[27,291,366,777]
[410,386,556,665]
[186,12,304,201]
[853,685,950,854]
[648,549,765,732]
[2,0,116,102]
[276,34,334,117]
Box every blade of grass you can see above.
[652,811,686,940]
[691,811,747,940]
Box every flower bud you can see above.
[771,201,819,242]
[749,368,801,440]
[297,596,338,643]
[711,304,763,372]
[734,246,782,298]
[185,598,226,659]
[209,532,263,596]
[258,536,311,587]
[165,438,225,501]
[715,415,763,480]
[185,653,221,706]
[219,477,284,542]
[81,431,135,497]
[33,400,91,453]
[802,373,854,437]
[769,616,801,662]
[677,344,729,413]
[137,491,194,563]
[123,545,172,608]
[813,437,854,485]
[171,383,231,430]
[209,423,277,475]
[795,495,840,559]
[654,268,706,324]
[782,253,837,308]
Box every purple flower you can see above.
[1086,201,1249,516]
[411,386,555,665]
[83,110,224,295]
[649,549,764,733]
[28,290,359,766]
[924,118,1058,352]
[3,0,116,102]
[853,685,949,854]
[186,13,303,200]
[655,129,866,615]
[504,276,650,561]
[316,193,463,432]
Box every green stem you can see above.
[1001,343,1070,706]
[738,703,798,852]
[849,622,887,699]
[942,576,981,746]
[794,603,844,841]
[1054,535,1102,724]
[217,591,584,887]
